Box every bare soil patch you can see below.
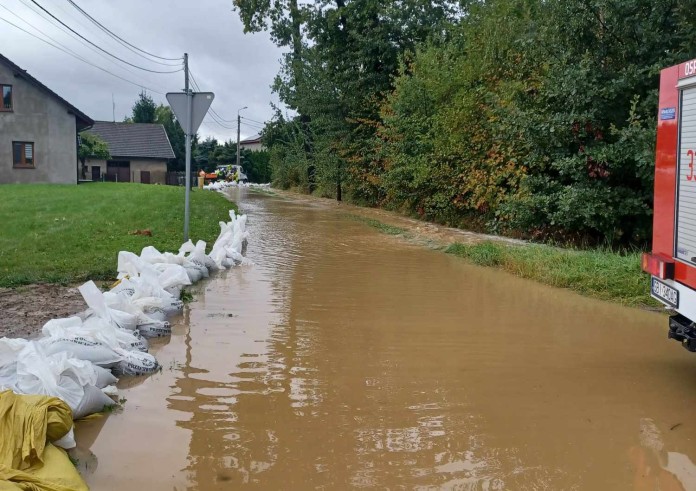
[0,284,87,338]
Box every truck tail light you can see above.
[642,253,675,280]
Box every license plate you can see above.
[652,277,679,308]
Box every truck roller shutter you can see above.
[676,86,696,263]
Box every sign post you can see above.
[166,89,214,242]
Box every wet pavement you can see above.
[75,188,696,490]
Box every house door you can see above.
[91,166,101,181]
[107,161,130,182]
[141,171,151,184]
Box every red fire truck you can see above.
[643,59,696,350]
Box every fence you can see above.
[165,172,198,187]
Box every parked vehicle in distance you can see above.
[214,164,248,183]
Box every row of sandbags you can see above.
[0,210,250,448]
[203,181,271,192]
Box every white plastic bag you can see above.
[79,281,139,331]
[93,365,118,388]
[15,343,84,411]
[40,336,122,368]
[73,384,115,419]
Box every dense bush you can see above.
[237,0,696,246]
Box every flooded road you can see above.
[76,189,696,490]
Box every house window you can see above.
[13,142,34,168]
[1,85,11,111]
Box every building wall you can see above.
[86,158,167,184]
[240,141,265,152]
[0,62,78,184]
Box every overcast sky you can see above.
[0,0,284,141]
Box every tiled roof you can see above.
[85,121,175,160]
[0,53,93,128]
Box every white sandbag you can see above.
[79,281,139,331]
[138,320,171,339]
[113,349,159,376]
[15,343,84,410]
[52,427,76,449]
[101,385,119,397]
[120,328,148,352]
[209,244,228,270]
[40,336,122,368]
[117,251,151,279]
[43,316,146,355]
[139,245,166,264]
[0,337,29,361]
[183,263,203,283]
[156,264,191,291]
[131,296,168,322]
[109,278,136,298]
[114,272,183,314]
[60,357,99,388]
[73,384,115,419]
[179,240,211,278]
[164,285,182,300]
[93,365,118,388]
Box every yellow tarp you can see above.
[0,390,88,491]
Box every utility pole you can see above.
[236,106,247,170]
[183,52,192,242]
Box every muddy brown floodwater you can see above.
[74,189,696,490]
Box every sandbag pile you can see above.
[0,210,250,444]
[203,181,271,192]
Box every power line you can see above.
[189,68,264,133]
[209,115,236,130]
[27,0,182,74]
[1,3,84,58]
[66,0,182,65]
[4,3,170,92]
[241,116,266,126]
[0,15,166,94]
[189,70,237,127]
[241,122,264,131]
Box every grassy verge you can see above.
[0,183,235,287]
[347,215,407,235]
[446,241,659,308]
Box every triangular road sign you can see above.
[166,92,214,135]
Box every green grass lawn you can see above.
[446,242,659,309]
[0,183,235,287]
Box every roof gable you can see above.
[0,53,93,128]
[240,134,263,144]
[85,121,175,160]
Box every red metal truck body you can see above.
[645,59,696,348]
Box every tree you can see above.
[78,132,110,180]
[131,90,156,124]
[241,148,271,183]
[194,137,219,172]
[154,104,190,171]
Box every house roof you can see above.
[85,121,175,160]
[0,53,93,129]
[240,134,263,145]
